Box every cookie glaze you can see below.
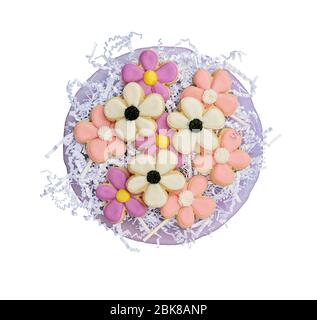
[126,149,186,208]
[194,128,251,186]
[182,69,238,117]
[96,167,147,224]
[161,175,216,229]
[105,82,165,142]
[135,112,183,168]
[121,49,178,101]
[73,105,126,163]
[167,97,224,155]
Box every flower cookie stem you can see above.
[230,114,248,126]
[79,159,93,181]
[143,219,170,242]
[137,218,151,234]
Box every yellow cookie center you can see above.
[143,70,158,86]
[115,189,131,203]
[156,134,170,149]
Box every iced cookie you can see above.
[73,105,126,163]
[121,49,178,101]
[96,167,147,224]
[126,149,186,208]
[135,112,183,168]
[104,82,165,142]
[167,97,225,155]
[181,68,238,117]
[161,175,216,229]
[194,128,251,186]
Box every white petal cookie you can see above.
[126,149,186,208]
[104,82,165,142]
[167,97,223,154]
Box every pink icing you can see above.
[194,128,251,187]
[161,176,216,229]
[73,105,126,164]
[181,69,238,116]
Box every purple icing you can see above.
[63,46,263,245]
[121,49,178,101]
[94,167,147,224]
[107,167,128,190]
[139,50,157,70]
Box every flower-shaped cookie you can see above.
[121,50,178,101]
[194,128,251,186]
[167,97,225,155]
[182,69,238,116]
[96,167,147,224]
[135,112,183,168]
[126,149,186,208]
[73,105,126,163]
[105,82,165,142]
[161,176,216,229]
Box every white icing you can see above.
[202,89,218,104]
[214,147,230,164]
[178,190,194,207]
[97,126,113,141]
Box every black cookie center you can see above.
[146,170,161,184]
[124,106,140,121]
[189,118,203,132]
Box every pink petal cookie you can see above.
[103,199,125,224]
[211,69,232,93]
[210,163,235,186]
[74,121,98,144]
[122,64,144,82]
[125,197,147,217]
[187,175,208,197]
[86,139,109,163]
[176,207,195,229]
[192,197,216,219]
[156,62,178,83]
[91,105,112,128]
[228,149,251,170]
[96,184,117,200]
[107,167,128,190]
[139,50,158,70]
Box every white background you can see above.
[0,0,316,300]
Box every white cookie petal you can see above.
[160,171,186,191]
[115,118,136,142]
[167,112,189,129]
[123,82,144,107]
[128,153,156,175]
[203,107,225,130]
[135,117,157,137]
[138,93,165,118]
[197,129,219,151]
[104,97,127,120]
[143,184,168,208]
[172,129,197,155]
[126,175,149,194]
[180,97,203,120]
[155,149,178,175]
